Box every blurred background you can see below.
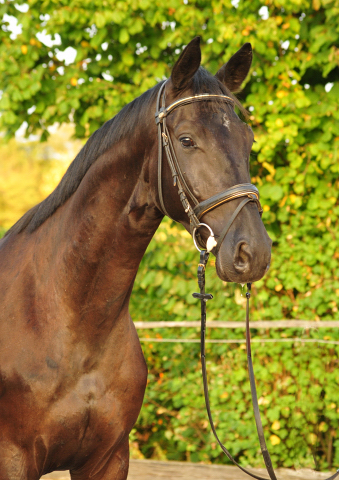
[1,0,339,473]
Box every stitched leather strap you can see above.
[156,82,173,220]
[194,183,262,220]
[155,93,235,125]
[245,284,277,479]
[214,196,253,255]
[155,82,262,251]
[155,81,244,234]
[194,251,277,480]
[193,253,339,480]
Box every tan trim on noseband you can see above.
[194,189,261,220]
[199,192,259,215]
[155,81,262,251]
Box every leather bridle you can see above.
[155,80,262,253]
[154,80,339,480]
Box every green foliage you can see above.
[130,219,339,470]
[1,0,339,471]
[1,0,338,142]
[1,0,338,317]
[133,328,339,470]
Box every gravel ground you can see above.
[41,459,338,480]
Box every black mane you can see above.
[5,83,160,236]
[6,68,246,237]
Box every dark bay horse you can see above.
[0,37,271,479]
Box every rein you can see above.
[193,251,277,480]
[155,81,339,480]
[193,253,339,480]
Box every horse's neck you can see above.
[41,136,162,329]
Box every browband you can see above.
[155,93,234,125]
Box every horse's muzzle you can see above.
[215,235,272,284]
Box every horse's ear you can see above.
[215,43,252,92]
[171,37,201,90]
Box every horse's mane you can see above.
[5,84,160,237]
[5,68,245,237]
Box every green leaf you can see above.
[122,52,134,66]
[260,184,284,202]
[119,28,130,44]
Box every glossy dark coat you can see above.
[0,38,271,479]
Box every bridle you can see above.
[154,80,339,480]
[155,80,262,253]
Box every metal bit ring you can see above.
[192,223,215,252]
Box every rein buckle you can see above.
[192,292,213,301]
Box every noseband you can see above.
[155,80,262,253]
[154,81,339,480]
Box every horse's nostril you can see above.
[234,241,251,273]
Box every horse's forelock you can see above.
[191,67,248,118]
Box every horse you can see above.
[0,37,271,479]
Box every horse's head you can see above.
[154,37,271,284]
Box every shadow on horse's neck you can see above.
[58,138,162,329]
[4,104,163,335]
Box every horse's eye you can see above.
[180,137,195,148]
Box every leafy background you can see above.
[1,0,339,472]
[129,221,339,470]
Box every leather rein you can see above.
[155,80,339,480]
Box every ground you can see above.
[41,459,336,479]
